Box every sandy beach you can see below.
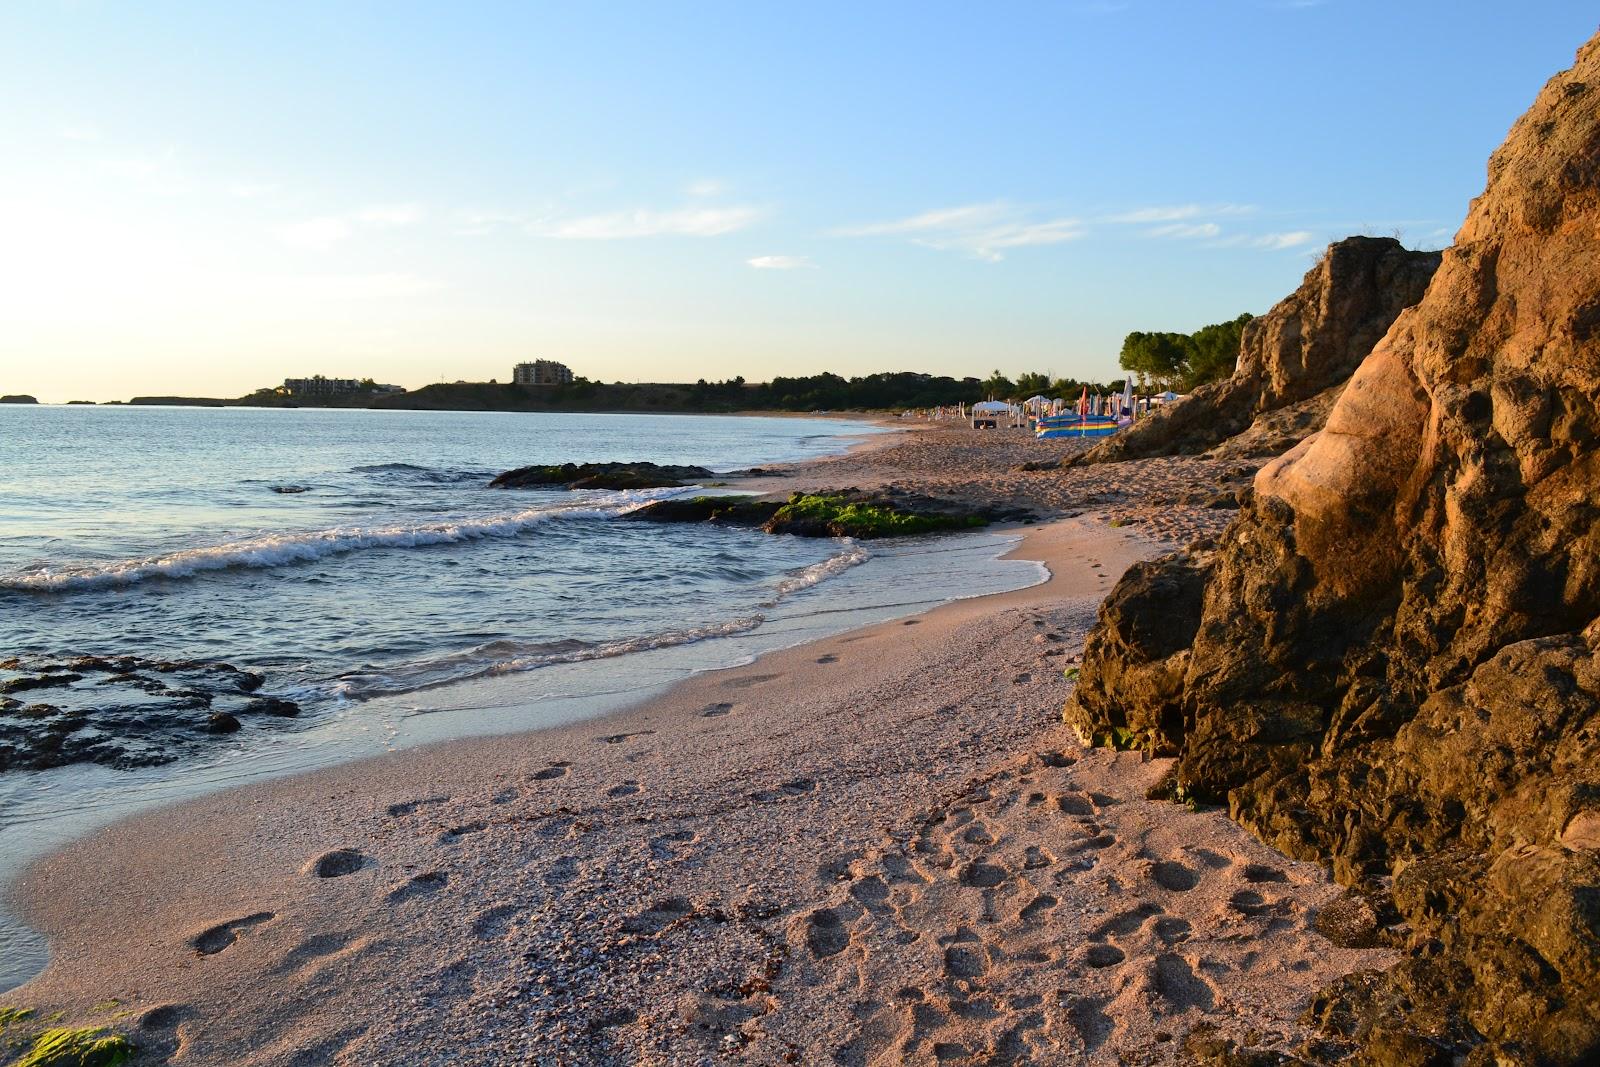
[4,426,1385,1065]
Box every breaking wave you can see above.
[0,488,687,594]
[770,541,871,600]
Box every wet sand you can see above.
[4,428,1380,1066]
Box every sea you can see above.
[0,406,1046,990]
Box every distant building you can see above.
[280,376,404,398]
[283,376,360,398]
[512,360,574,386]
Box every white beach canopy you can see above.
[970,400,1012,414]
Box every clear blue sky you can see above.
[1,1,1594,401]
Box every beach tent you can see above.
[1022,395,1050,413]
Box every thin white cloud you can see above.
[451,210,527,236]
[686,179,727,197]
[747,255,813,270]
[1104,203,1255,224]
[275,203,426,250]
[835,202,1084,262]
[355,203,423,226]
[536,205,763,240]
[1146,222,1222,240]
[1254,230,1314,250]
[275,217,354,251]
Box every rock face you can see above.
[1070,36,1600,1065]
[1070,236,1441,466]
[489,461,715,490]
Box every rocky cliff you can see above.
[1069,237,1440,466]
[1070,36,1600,1065]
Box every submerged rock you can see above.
[1069,236,1440,467]
[1072,34,1600,1064]
[489,461,715,490]
[0,654,297,772]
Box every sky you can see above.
[1,2,1596,403]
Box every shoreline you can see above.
[0,427,1362,1065]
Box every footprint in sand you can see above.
[802,908,849,958]
[1020,893,1058,925]
[816,653,839,664]
[438,821,486,844]
[1242,862,1288,883]
[1094,901,1163,939]
[649,829,697,859]
[957,859,1008,889]
[749,778,817,803]
[531,762,570,781]
[902,619,920,626]
[387,870,447,904]
[701,702,735,717]
[606,781,642,798]
[596,731,655,745]
[304,848,367,879]
[1084,943,1125,968]
[1151,860,1199,892]
[137,1004,190,1031]
[723,673,779,689]
[277,932,360,973]
[191,912,275,956]
[472,904,522,940]
[546,857,580,885]
[622,896,693,935]
[387,795,447,818]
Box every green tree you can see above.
[1118,332,1193,390]
[1014,371,1052,397]
[1185,313,1253,389]
[981,369,1016,399]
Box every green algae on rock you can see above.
[628,489,1006,540]
[9,1027,133,1067]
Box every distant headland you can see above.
[85,361,1133,414]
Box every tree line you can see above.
[1118,313,1254,392]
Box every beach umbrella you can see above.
[1121,376,1135,418]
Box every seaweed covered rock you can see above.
[629,489,1014,539]
[762,490,994,538]
[1071,34,1600,1064]
[489,461,714,490]
[1068,236,1440,467]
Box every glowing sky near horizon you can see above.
[1,1,1595,403]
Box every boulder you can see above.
[1069,237,1440,467]
[488,461,714,490]
[1071,34,1600,1064]
[628,489,1020,539]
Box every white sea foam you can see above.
[0,487,687,593]
[337,615,766,698]
[770,540,871,600]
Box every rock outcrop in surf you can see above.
[1071,34,1600,1065]
[1068,236,1440,467]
